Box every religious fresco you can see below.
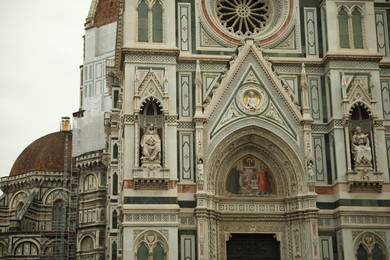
[226,156,275,196]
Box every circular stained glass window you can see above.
[217,0,271,36]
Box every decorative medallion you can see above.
[236,84,268,115]
[200,0,294,47]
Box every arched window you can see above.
[138,0,163,43]
[112,210,118,229]
[113,143,118,159]
[84,174,97,192]
[15,242,38,256]
[137,242,148,260]
[354,233,386,260]
[352,8,363,48]
[135,232,168,260]
[338,6,364,49]
[52,199,67,231]
[357,244,368,260]
[153,242,164,260]
[81,236,94,251]
[372,244,384,260]
[338,8,349,48]
[152,1,163,42]
[113,173,118,195]
[112,241,118,260]
[138,0,148,42]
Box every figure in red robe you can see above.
[258,169,270,195]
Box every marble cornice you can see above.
[178,54,231,63]
[270,53,383,68]
[122,46,180,57]
[322,53,383,64]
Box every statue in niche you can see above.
[141,123,161,163]
[197,159,204,181]
[307,159,315,182]
[226,157,275,196]
[352,126,372,165]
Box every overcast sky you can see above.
[0,1,91,178]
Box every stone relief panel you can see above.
[381,80,390,120]
[304,8,319,57]
[177,3,191,52]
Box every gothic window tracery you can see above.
[338,6,365,49]
[112,241,118,260]
[216,0,271,36]
[113,172,118,195]
[113,143,119,159]
[112,210,118,229]
[15,242,38,256]
[138,0,163,43]
[135,232,167,260]
[354,233,386,260]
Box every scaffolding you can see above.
[39,132,79,259]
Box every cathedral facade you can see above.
[1,0,390,259]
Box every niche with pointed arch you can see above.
[226,155,276,196]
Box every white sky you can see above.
[0,0,91,178]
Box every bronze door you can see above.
[227,233,281,260]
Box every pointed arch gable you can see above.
[204,42,301,125]
[209,64,298,140]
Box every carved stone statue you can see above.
[141,123,161,163]
[307,159,315,182]
[352,126,372,165]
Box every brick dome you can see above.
[9,131,73,177]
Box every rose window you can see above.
[217,0,271,36]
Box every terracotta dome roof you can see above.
[85,0,118,28]
[9,131,73,177]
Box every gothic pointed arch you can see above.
[134,230,168,259]
[353,232,387,260]
[207,124,304,197]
